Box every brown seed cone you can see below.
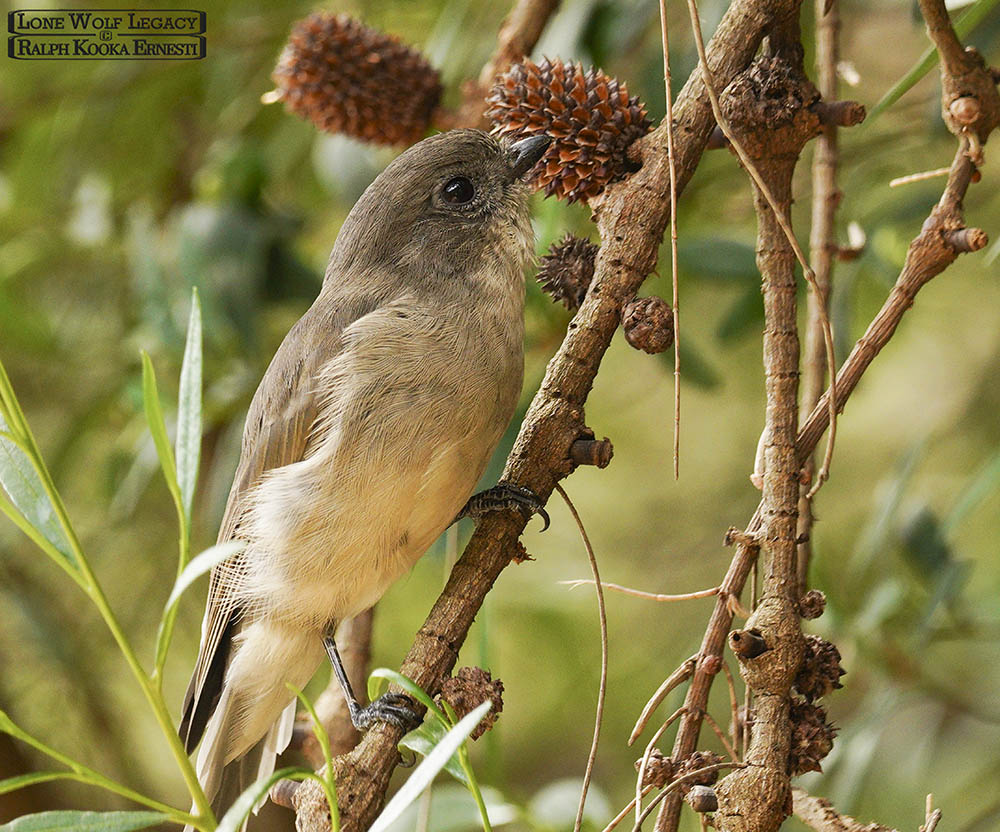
[677,750,725,792]
[788,699,837,775]
[622,296,674,354]
[537,233,598,310]
[794,635,845,702]
[486,58,651,203]
[634,748,677,789]
[272,13,441,146]
[437,667,504,741]
[797,589,827,620]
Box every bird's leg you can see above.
[322,630,421,732]
[454,483,550,531]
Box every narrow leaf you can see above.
[0,811,169,832]
[369,701,491,832]
[399,720,469,785]
[164,540,243,612]
[0,772,73,795]
[175,289,202,523]
[140,352,181,510]
[217,767,314,832]
[868,0,1000,123]
[0,415,75,570]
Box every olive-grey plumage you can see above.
[179,129,543,823]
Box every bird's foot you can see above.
[455,483,550,531]
[348,692,422,733]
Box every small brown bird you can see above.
[179,129,550,822]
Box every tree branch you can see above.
[792,788,897,832]
[291,0,798,828]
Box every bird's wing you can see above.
[180,293,376,752]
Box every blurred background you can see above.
[1,0,999,829]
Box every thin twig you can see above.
[798,0,842,595]
[658,0,682,479]
[633,763,745,831]
[889,167,951,187]
[636,707,686,826]
[702,710,739,761]
[561,580,719,602]
[683,0,839,497]
[720,661,740,759]
[630,656,698,745]
[603,785,657,832]
[555,482,608,832]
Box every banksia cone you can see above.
[438,667,504,740]
[622,296,674,354]
[272,13,441,146]
[788,699,836,775]
[794,635,845,702]
[798,589,827,620]
[537,234,598,310]
[634,749,677,788]
[487,58,651,203]
[677,750,725,791]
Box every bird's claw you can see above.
[457,483,550,531]
[350,692,422,733]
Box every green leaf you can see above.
[175,289,203,524]
[140,352,181,511]
[867,0,1000,123]
[154,539,244,671]
[400,720,469,786]
[164,540,243,612]
[369,701,491,832]
[217,767,315,832]
[0,772,73,795]
[0,415,75,570]
[368,668,445,726]
[0,811,169,832]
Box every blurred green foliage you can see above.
[1,0,999,830]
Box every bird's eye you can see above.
[441,176,475,205]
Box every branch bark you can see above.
[709,53,817,832]
[291,0,798,828]
[792,788,897,832]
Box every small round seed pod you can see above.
[797,589,827,620]
[272,13,441,146]
[686,785,719,813]
[622,296,674,354]
[794,635,845,702]
[437,667,504,740]
[487,58,651,203]
[788,699,836,775]
[537,233,598,310]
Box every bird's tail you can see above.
[184,689,297,832]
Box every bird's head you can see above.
[327,129,550,285]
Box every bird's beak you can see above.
[509,135,551,180]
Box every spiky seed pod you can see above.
[438,667,504,740]
[537,233,598,310]
[622,296,674,354]
[677,750,725,793]
[798,589,827,620]
[272,13,441,146]
[788,699,837,775]
[634,749,677,789]
[794,635,845,702]
[486,58,651,203]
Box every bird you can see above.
[178,128,551,824]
